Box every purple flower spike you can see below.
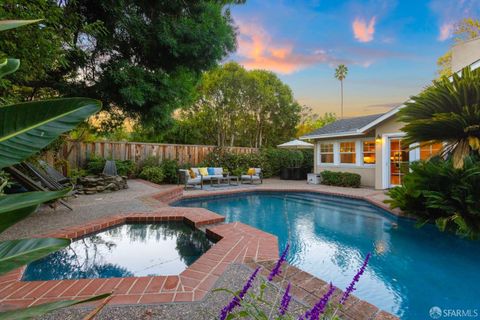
[300,283,335,320]
[278,283,292,315]
[268,243,290,281]
[219,267,260,320]
[339,252,371,305]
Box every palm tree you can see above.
[334,64,348,118]
[399,66,480,168]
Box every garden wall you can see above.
[47,140,258,169]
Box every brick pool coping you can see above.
[0,208,278,312]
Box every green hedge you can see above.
[320,170,361,188]
[201,147,313,178]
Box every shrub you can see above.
[86,157,135,176]
[139,166,165,184]
[386,156,480,239]
[321,171,361,188]
[86,156,105,175]
[160,159,180,184]
[116,160,135,176]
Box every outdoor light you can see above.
[376,134,382,143]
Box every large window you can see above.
[320,143,334,163]
[420,143,442,160]
[363,141,376,164]
[340,142,356,164]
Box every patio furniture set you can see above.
[179,167,262,189]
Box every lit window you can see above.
[340,142,356,164]
[320,143,334,163]
[420,143,442,160]
[363,141,376,164]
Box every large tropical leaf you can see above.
[0,293,110,320]
[0,98,101,168]
[0,189,70,233]
[0,238,70,275]
[0,20,42,32]
[0,58,20,79]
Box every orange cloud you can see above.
[235,21,334,74]
[352,17,376,42]
[438,22,453,41]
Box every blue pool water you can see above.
[173,192,480,320]
[23,222,213,281]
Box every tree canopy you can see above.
[177,62,302,147]
[1,0,244,128]
[436,18,480,77]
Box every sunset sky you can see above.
[227,0,480,117]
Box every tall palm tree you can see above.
[399,66,480,168]
[335,64,348,118]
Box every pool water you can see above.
[23,222,213,281]
[173,192,480,320]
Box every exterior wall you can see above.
[374,115,404,189]
[452,38,480,72]
[311,114,404,189]
[313,135,376,187]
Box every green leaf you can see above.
[0,189,70,233]
[0,293,110,320]
[0,20,42,32]
[0,238,71,275]
[435,217,449,232]
[0,98,101,169]
[0,58,20,79]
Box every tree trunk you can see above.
[341,80,344,119]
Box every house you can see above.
[300,40,480,190]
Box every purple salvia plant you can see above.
[219,267,261,320]
[299,283,336,320]
[339,253,371,305]
[278,282,292,316]
[268,243,290,281]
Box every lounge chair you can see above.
[179,169,203,190]
[241,168,263,184]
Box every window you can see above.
[363,141,376,164]
[420,143,442,160]
[320,143,334,163]
[340,142,356,164]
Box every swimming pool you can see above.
[23,222,213,281]
[173,191,480,320]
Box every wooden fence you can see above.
[52,140,258,168]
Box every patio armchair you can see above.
[241,168,263,184]
[179,169,203,190]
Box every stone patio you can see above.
[0,179,399,319]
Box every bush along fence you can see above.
[47,140,259,169]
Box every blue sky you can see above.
[226,0,480,117]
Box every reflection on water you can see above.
[174,192,480,320]
[23,222,213,281]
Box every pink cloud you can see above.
[438,22,454,41]
[235,20,339,74]
[352,17,376,42]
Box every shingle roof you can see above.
[301,113,385,138]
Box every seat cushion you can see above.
[242,175,260,180]
[188,177,202,183]
[214,167,223,175]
